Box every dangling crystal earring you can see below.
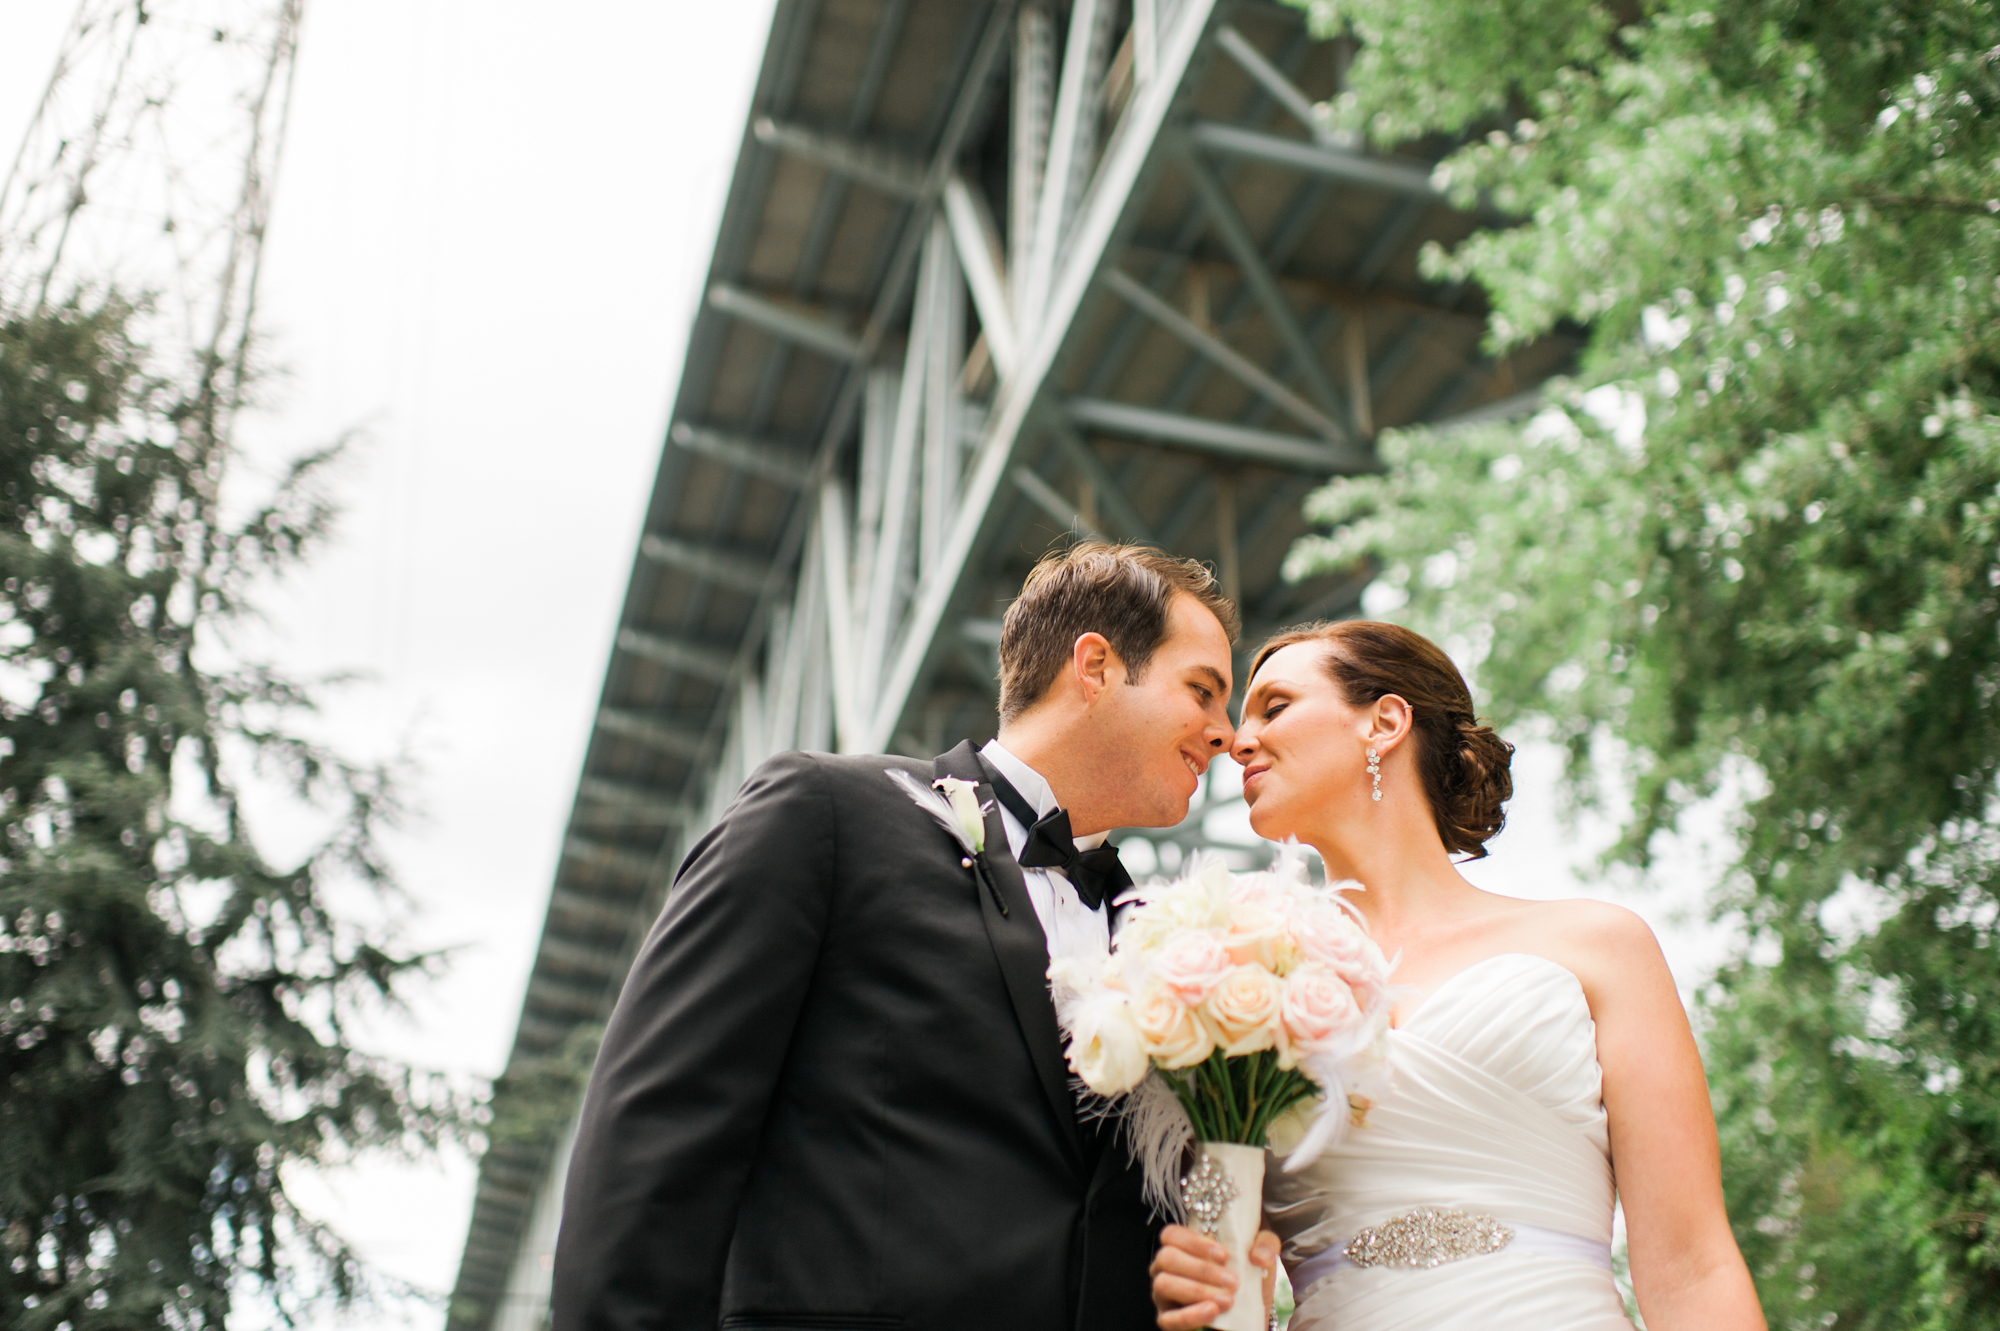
[1367,746,1382,802]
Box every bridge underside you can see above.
[448,1,1570,1325]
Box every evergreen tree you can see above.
[1284,0,2000,1325]
[0,296,455,1329]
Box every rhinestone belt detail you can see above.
[1341,1206,1515,1270]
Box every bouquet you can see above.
[1049,848,1394,1331]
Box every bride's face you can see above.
[1232,642,1369,842]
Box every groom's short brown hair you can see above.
[997,542,1240,724]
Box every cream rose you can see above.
[1150,929,1234,1006]
[1118,890,1198,951]
[1228,876,1304,971]
[1131,982,1214,1069]
[1158,878,1228,928]
[1201,963,1284,1056]
[1280,964,1364,1063]
[1221,899,1287,969]
[1065,992,1150,1096]
[1122,862,1232,948]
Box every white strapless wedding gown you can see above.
[1266,952,1637,1331]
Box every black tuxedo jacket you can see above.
[552,742,1162,1331]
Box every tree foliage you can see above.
[1284,0,2000,1324]
[0,297,455,1329]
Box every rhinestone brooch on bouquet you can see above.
[1343,1206,1514,1269]
[1180,1151,1240,1236]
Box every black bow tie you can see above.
[980,762,1132,911]
[1019,808,1132,910]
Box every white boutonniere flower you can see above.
[933,776,987,854]
[886,768,991,859]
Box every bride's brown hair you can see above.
[1250,621,1515,858]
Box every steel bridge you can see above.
[447,1,1568,1326]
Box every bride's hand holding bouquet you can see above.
[1150,1227,1281,1331]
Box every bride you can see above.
[1148,621,1765,1331]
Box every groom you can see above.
[553,543,1240,1331]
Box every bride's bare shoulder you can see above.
[1537,900,1682,1017]
[1477,891,1655,941]
[1540,896,1656,944]
[1482,895,1669,983]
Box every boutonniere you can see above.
[932,776,987,854]
[887,768,1009,915]
[888,768,990,855]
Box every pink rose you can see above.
[1281,964,1364,1058]
[1290,900,1376,980]
[1151,930,1234,1006]
[1229,877,1290,913]
[1345,966,1391,1017]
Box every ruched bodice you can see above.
[1266,953,1635,1330]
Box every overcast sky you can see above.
[1,4,1737,1326]
[3,2,780,1323]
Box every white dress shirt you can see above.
[979,739,1112,962]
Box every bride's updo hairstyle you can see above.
[1251,621,1516,859]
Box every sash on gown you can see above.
[1264,953,1636,1331]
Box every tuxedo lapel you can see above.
[932,740,1087,1174]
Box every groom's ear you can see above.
[1071,631,1117,702]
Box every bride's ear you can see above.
[1367,694,1415,755]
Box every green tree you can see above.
[0,296,456,1329]
[1283,0,2000,1325]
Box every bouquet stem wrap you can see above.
[1189,1142,1267,1331]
